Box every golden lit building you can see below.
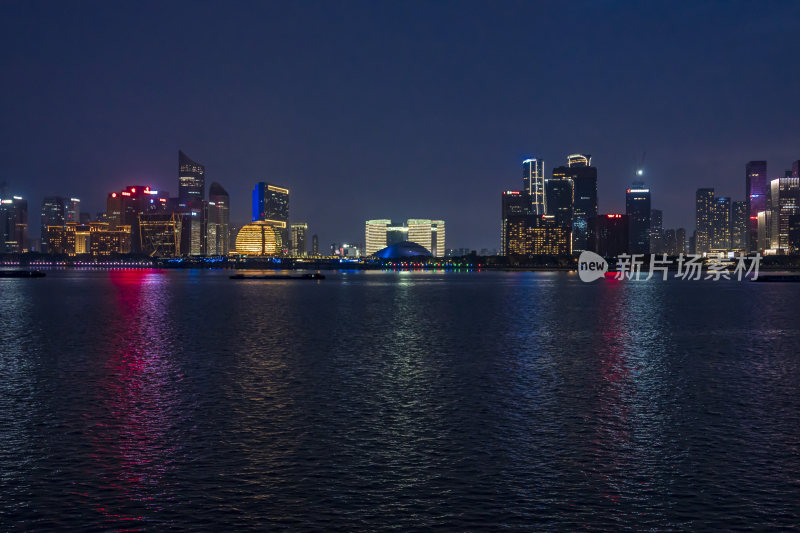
[47,222,131,256]
[235,220,285,255]
[505,215,570,256]
[139,213,182,257]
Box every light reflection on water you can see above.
[1,270,799,529]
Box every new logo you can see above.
[578,251,608,282]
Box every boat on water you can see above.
[230,272,325,280]
[0,270,46,278]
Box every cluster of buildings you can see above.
[1,151,320,258]
[364,219,446,257]
[501,154,800,259]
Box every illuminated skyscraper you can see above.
[501,190,529,256]
[106,186,170,253]
[252,182,289,253]
[290,223,308,256]
[626,183,651,255]
[40,196,66,253]
[312,234,319,256]
[731,200,749,252]
[768,176,800,253]
[746,161,767,252]
[650,209,663,254]
[522,158,546,215]
[695,188,715,254]
[66,198,80,223]
[0,195,28,253]
[207,182,230,256]
[554,154,597,253]
[178,150,205,208]
[252,182,289,222]
[545,174,574,253]
[710,196,731,252]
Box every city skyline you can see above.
[2,1,799,249]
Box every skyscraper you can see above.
[207,182,230,256]
[768,176,800,253]
[252,182,289,223]
[746,161,767,252]
[106,186,170,253]
[731,200,749,252]
[0,195,28,253]
[290,223,308,256]
[626,183,651,255]
[595,214,629,258]
[695,188,715,254]
[522,158,546,215]
[178,150,206,208]
[650,209,663,254]
[66,198,81,223]
[40,196,66,253]
[554,154,597,253]
[710,196,731,252]
[545,177,574,230]
[501,190,529,256]
[312,234,319,256]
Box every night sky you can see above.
[2,0,799,249]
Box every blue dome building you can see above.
[374,241,432,259]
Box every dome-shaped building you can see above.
[374,241,432,259]
[235,221,284,256]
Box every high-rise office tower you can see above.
[545,177,574,230]
[554,154,597,253]
[312,234,319,256]
[626,183,651,255]
[650,209,663,254]
[731,201,749,252]
[501,190,530,256]
[66,198,81,223]
[695,188,715,254]
[252,182,290,253]
[207,182,230,256]
[0,195,28,253]
[768,176,800,253]
[252,182,289,223]
[290,223,308,256]
[106,186,170,253]
[178,150,206,208]
[746,161,767,252]
[522,158,546,215]
[41,196,66,253]
[595,214,629,258]
[710,196,731,252]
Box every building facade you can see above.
[626,184,651,255]
[207,182,230,256]
[746,161,768,252]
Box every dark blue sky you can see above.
[2,0,799,249]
